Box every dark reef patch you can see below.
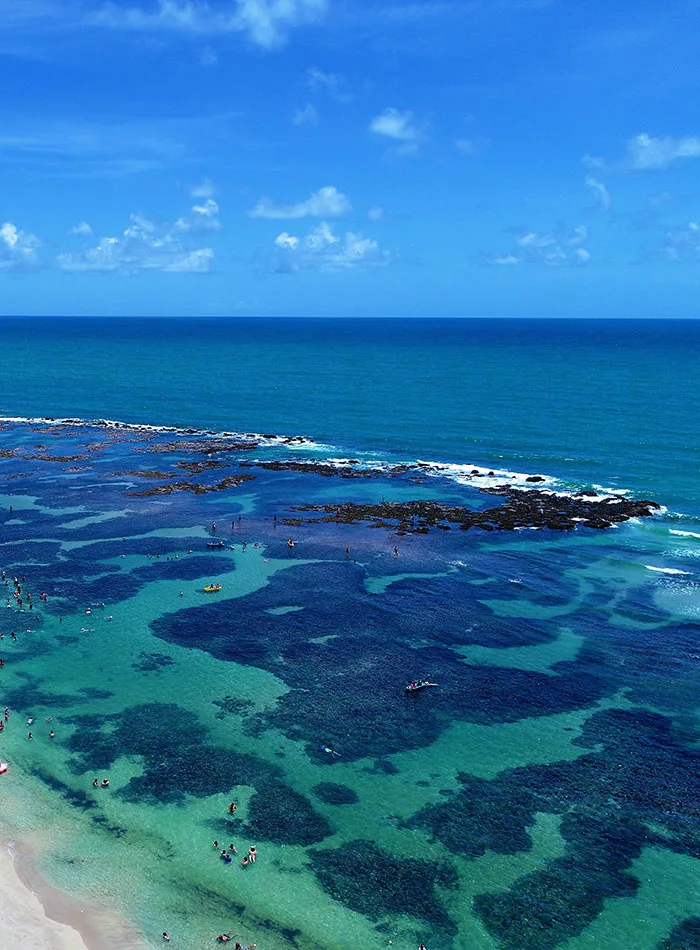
[132,652,175,673]
[63,701,330,843]
[212,695,255,719]
[31,766,97,811]
[405,773,534,858]
[312,782,359,806]
[406,707,700,948]
[309,840,458,932]
[79,687,114,700]
[151,561,613,762]
[133,555,234,582]
[655,918,700,949]
[232,781,332,846]
[474,813,643,950]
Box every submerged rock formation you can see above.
[286,487,660,533]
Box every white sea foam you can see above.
[0,414,321,451]
[670,529,700,540]
[415,458,557,491]
[0,414,658,510]
[645,565,692,575]
[592,483,631,497]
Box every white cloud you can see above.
[369,108,426,155]
[627,133,700,171]
[488,225,590,267]
[368,205,384,222]
[273,221,391,272]
[293,103,319,126]
[0,221,41,269]
[236,0,326,48]
[163,247,214,272]
[249,185,351,219]
[190,178,215,199]
[175,197,221,231]
[274,232,299,250]
[57,208,215,274]
[370,108,417,141]
[585,175,611,211]
[566,225,588,246]
[93,0,328,50]
[68,221,94,236]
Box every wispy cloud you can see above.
[249,185,351,219]
[585,175,611,211]
[293,103,319,126]
[627,133,700,171]
[306,66,350,102]
[454,138,476,155]
[0,221,41,270]
[91,0,328,49]
[68,221,94,236]
[199,44,218,65]
[190,178,216,199]
[659,221,700,261]
[57,207,215,274]
[273,221,391,272]
[369,108,427,155]
[583,133,700,176]
[174,197,221,231]
[0,117,185,178]
[487,225,590,266]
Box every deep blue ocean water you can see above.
[0,317,698,950]
[1,317,699,513]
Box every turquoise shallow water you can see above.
[0,318,698,950]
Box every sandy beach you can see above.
[0,840,143,950]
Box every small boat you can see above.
[207,540,225,549]
[203,584,222,593]
[0,763,8,774]
[404,680,438,694]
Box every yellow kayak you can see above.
[203,584,222,593]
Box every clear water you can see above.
[0,317,698,950]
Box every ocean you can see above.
[0,316,698,950]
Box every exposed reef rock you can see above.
[125,474,256,497]
[241,460,413,478]
[140,439,259,455]
[286,488,660,533]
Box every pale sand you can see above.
[0,840,146,950]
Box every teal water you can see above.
[0,318,698,950]
[2,317,699,512]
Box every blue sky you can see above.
[2,0,700,317]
